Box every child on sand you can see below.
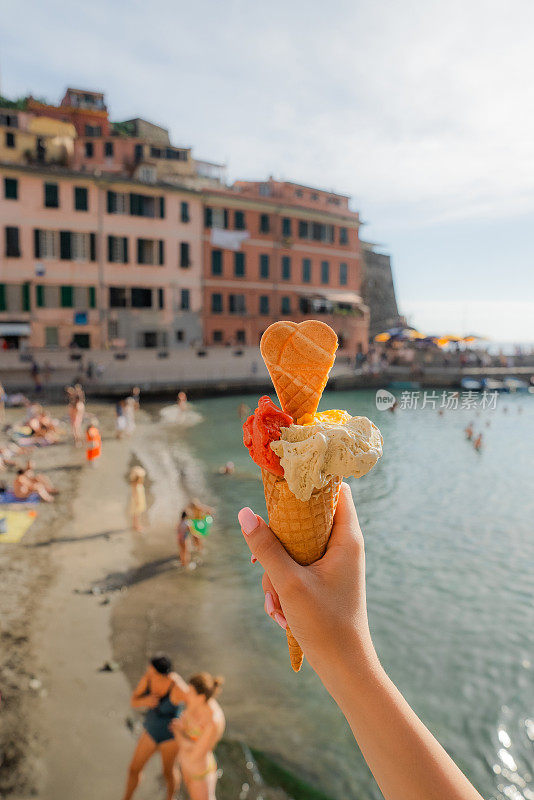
[85,420,101,467]
[177,510,192,568]
[129,466,147,532]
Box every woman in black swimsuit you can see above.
[121,654,188,800]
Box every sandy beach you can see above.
[0,402,301,800]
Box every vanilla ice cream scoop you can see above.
[270,415,383,501]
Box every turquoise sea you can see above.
[143,389,534,800]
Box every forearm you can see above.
[322,634,483,800]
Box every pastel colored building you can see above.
[0,163,203,349]
[201,178,369,356]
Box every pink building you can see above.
[0,163,202,350]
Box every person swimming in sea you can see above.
[171,672,225,800]
[465,422,474,440]
[473,433,483,451]
[121,655,188,800]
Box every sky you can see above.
[2,0,533,341]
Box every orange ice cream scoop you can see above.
[243,396,293,476]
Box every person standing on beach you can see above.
[129,466,147,532]
[122,655,188,800]
[171,672,225,800]
[85,420,101,467]
[67,385,85,446]
[177,510,192,568]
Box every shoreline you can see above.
[0,402,333,800]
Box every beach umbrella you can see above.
[374,332,391,342]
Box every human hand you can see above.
[238,483,378,690]
[144,694,161,709]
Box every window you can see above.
[211,293,223,313]
[282,256,291,280]
[104,141,114,157]
[130,193,161,218]
[5,131,15,148]
[260,214,270,233]
[109,287,127,308]
[339,262,348,286]
[134,143,144,162]
[213,330,223,343]
[295,189,303,198]
[137,238,163,265]
[298,220,309,238]
[158,288,165,309]
[107,236,129,263]
[259,295,270,315]
[45,327,59,347]
[236,330,246,343]
[44,182,59,208]
[34,229,58,259]
[281,296,291,315]
[107,191,128,214]
[229,294,246,314]
[60,285,74,308]
[71,232,90,262]
[260,254,270,278]
[211,249,223,275]
[321,261,330,284]
[180,242,191,267]
[74,186,88,211]
[5,227,20,257]
[311,193,319,201]
[340,227,348,245]
[4,178,17,200]
[176,329,184,342]
[181,289,190,310]
[108,319,119,339]
[282,217,292,237]
[234,252,245,277]
[214,208,228,229]
[302,258,311,283]
[84,125,102,136]
[234,210,246,230]
[181,201,190,223]
[85,141,94,157]
[131,288,153,308]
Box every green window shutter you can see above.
[36,285,45,307]
[137,239,143,264]
[108,236,114,262]
[22,282,31,311]
[123,237,128,263]
[159,197,165,218]
[204,207,212,228]
[90,233,96,261]
[107,191,116,213]
[89,287,96,308]
[0,283,6,311]
[158,240,165,265]
[60,231,72,260]
[61,285,74,308]
[223,209,229,229]
[34,229,41,258]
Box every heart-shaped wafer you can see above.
[260,321,338,422]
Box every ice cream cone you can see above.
[261,468,342,671]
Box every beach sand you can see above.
[0,403,299,800]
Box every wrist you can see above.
[312,627,384,705]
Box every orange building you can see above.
[201,178,369,356]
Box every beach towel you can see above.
[0,510,37,543]
[0,491,41,504]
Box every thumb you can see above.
[238,507,298,588]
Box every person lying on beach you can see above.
[171,672,225,800]
[122,654,188,800]
[13,468,54,503]
[22,460,58,496]
[238,484,484,800]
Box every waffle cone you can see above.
[261,468,342,671]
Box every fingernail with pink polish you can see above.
[238,507,259,535]
[264,591,275,616]
[274,612,287,630]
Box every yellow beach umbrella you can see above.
[374,332,391,342]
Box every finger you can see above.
[261,572,281,610]
[238,507,299,589]
[327,483,363,552]
[262,573,287,629]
